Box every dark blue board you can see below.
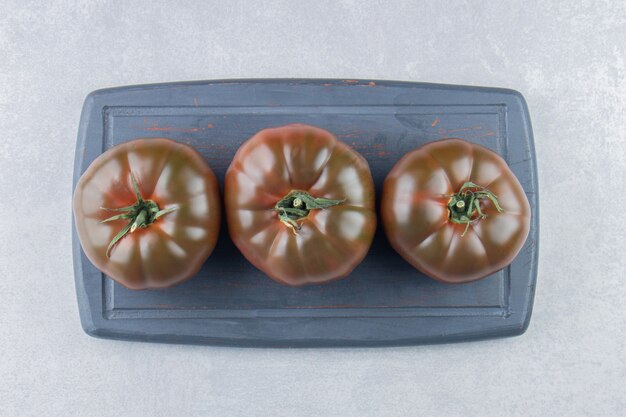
[73,79,539,347]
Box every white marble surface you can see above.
[1,1,624,416]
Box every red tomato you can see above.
[224,124,377,286]
[382,138,531,283]
[73,138,221,289]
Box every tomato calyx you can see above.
[274,190,344,233]
[447,181,504,237]
[100,172,177,258]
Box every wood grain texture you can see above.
[72,79,539,346]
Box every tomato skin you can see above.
[73,138,221,290]
[225,124,376,286]
[382,138,531,283]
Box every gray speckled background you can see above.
[1,1,624,416]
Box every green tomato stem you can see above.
[274,190,344,232]
[100,171,176,258]
[447,181,504,237]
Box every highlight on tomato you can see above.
[381,138,531,283]
[73,138,221,290]
[224,124,377,286]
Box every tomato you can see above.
[224,124,376,286]
[382,138,531,283]
[73,138,221,290]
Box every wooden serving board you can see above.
[72,79,539,347]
